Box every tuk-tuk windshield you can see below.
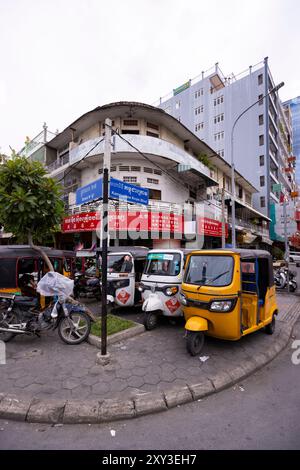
[144,253,181,276]
[108,254,133,273]
[185,255,234,287]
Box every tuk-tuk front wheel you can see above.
[144,311,158,331]
[186,331,205,356]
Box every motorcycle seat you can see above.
[86,278,99,287]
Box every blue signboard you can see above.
[76,179,102,205]
[110,178,149,205]
[76,177,149,206]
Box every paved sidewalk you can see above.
[0,293,299,423]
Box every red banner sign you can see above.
[197,217,228,238]
[62,212,99,233]
[62,211,184,234]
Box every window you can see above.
[245,192,251,205]
[123,119,138,126]
[259,135,264,146]
[154,169,162,175]
[260,175,265,187]
[185,255,234,287]
[259,155,264,166]
[148,189,161,200]
[195,105,204,115]
[214,131,224,141]
[123,176,137,183]
[175,101,180,109]
[194,88,203,99]
[238,185,243,199]
[146,131,159,138]
[131,166,141,171]
[189,189,196,199]
[260,196,266,208]
[195,122,204,132]
[258,74,263,85]
[258,94,263,105]
[110,166,117,172]
[119,165,130,171]
[259,114,264,125]
[147,178,159,185]
[147,122,159,131]
[214,113,224,124]
[144,167,153,174]
[218,149,224,158]
[121,129,139,134]
[214,95,224,106]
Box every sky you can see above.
[0,0,299,154]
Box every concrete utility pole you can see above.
[283,195,290,293]
[101,118,112,356]
[221,187,226,249]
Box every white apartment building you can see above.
[156,58,297,243]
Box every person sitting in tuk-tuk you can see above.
[19,274,37,298]
[121,255,133,273]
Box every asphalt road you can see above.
[1,320,299,451]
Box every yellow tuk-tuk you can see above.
[180,249,278,355]
[0,245,76,304]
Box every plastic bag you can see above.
[37,272,74,298]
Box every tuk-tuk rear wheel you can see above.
[186,331,205,356]
[265,315,275,335]
[144,311,158,331]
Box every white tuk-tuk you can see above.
[99,247,149,309]
[139,249,193,330]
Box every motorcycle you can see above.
[74,271,101,301]
[0,271,94,345]
[274,268,297,292]
[0,293,92,344]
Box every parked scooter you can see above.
[274,267,297,292]
[74,270,101,301]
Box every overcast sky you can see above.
[0,0,299,154]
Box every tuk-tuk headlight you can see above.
[165,286,178,296]
[179,293,188,306]
[209,300,234,312]
[138,283,145,292]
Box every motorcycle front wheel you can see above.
[58,311,91,345]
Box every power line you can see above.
[56,137,104,184]
[113,131,225,212]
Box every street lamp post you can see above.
[230,81,284,248]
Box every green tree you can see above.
[197,152,215,171]
[0,155,65,270]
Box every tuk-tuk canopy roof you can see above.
[188,249,272,259]
[0,245,75,259]
[96,246,149,259]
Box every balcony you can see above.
[46,154,70,173]
[228,216,269,237]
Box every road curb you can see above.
[0,315,298,425]
[87,322,145,349]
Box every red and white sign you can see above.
[197,217,228,238]
[165,297,181,314]
[116,289,130,304]
[62,211,184,234]
[62,212,99,233]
